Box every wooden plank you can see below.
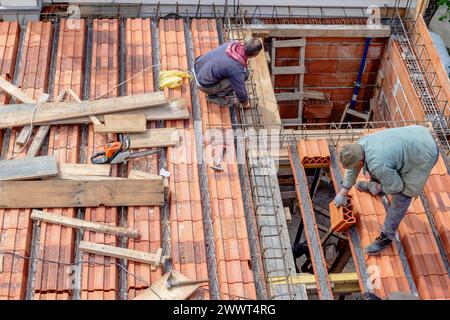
[276,91,325,101]
[31,209,139,238]
[249,24,392,38]
[273,66,305,75]
[67,88,102,125]
[0,179,164,208]
[58,163,111,177]
[26,125,50,157]
[0,75,36,103]
[0,92,169,129]
[250,40,282,129]
[16,93,50,148]
[47,104,189,125]
[133,270,200,300]
[128,169,169,194]
[284,207,292,224]
[78,241,166,266]
[94,114,147,133]
[129,128,180,149]
[273,39,306,48]
[0,155,58,181]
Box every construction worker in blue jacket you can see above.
[334,125,439,255]
[193,38,263,107]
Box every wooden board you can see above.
[16,93,50,148]
[0,75,36,103]
[273,39,306,48]
[0,92,168,129]
[31,209,139,238]
[58,163,111,176]
[129,128,180,149]
[275,91,325,102]
[0,179,163,208]
[249,24,391,38]
[26,125,50,157]
[0,155,58,181]
[133,270,200,300]
[128,169,168,194]
[48,104,189,125]
[248,39,282,129]
[94,114,147,133]
[272,66,305,75]
[78,241,166,266]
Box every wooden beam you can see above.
[31,209,139,238]
[128,169,168,196]
[47,104,189,125]
[129,128,180,149]
[16,93,49,149]
[0,155,58,181]
[272,66,305,75]
[0,75,36,103]
[26,125,50,157]
[55,163,111,180]
[133,270,200,300]
[79,241,166,267]
[94,114,147,133]
[272,38,306,48]
[281,190,297,199]
[249,24,391,38]
[0,179,164,208]
[66,88,102,125]
[275,91,325,102]
[284,207,292,224]
[248,39,282,129]
[0,92,169,129]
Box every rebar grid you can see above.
[390,11,450,158]
[225,13,308,300]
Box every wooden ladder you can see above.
[271,38,306,125]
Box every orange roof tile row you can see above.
[423,155,450,260]
[397,197,450,299]
[125,18,162,298]
[0,21,20,151]
[160,19,209,300]
[34,19,85,298]
[0,21,52,300]
[298,139,330,168]
[191,19,256,300]
[82,19,120,299]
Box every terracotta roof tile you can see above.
[191,19,256,299]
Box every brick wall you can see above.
[373,40,425,124]
[274,37,386,122]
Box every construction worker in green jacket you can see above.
[334,125,439,255]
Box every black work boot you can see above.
[364,233,392,256]
[206,94,235,107]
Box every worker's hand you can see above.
[241,100,250,108]
[334,190,349,207]
[368,181,382,196]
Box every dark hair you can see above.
[244,38,262,56]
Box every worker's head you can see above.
[244,38,263,58]
[339,143,364,171]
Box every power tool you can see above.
[91,135,159,164]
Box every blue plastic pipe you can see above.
[349,37,372,110]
